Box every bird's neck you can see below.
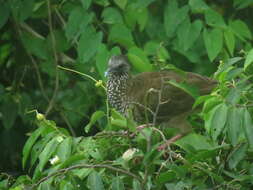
[107,72,130,114]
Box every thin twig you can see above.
[151,127,166,141]
[57,65,106,90]
[94,131,129,138]
[128,101,155,116]
[45,0,59,116]
[31,163,142,189]
[29,55,49,101]
[15,23,49,102]
[59,112,76,137]
[54,8,66,27]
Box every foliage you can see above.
[1,0,253,189]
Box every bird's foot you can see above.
[158,134,183,151]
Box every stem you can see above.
[57,65,106,91]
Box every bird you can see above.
[106,55,217,149]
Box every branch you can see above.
[45,0,59,116]
[57,65,106,91]
[31,163,142,189]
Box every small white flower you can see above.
[122,148,139,161]
[49,155,60,165]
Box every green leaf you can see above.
[175,133,213,152]
[58,154,86,169]
[87,171,105,190]
[56,137,72,162]
[224,28,235,56]
[112,177,125,190]
[85,111,105,133]
[10,0,34,22]
[81,0,92,9]
[38,137,61,171]
[203,28,223,62]
[144,41,170,61]
[189,0,209,13]
[133,179,142,190]
[244,49,253,71]
[243,109,253,149]
[164,0,189,37]
[0,1,10,29]
[225,68,243,80]
[226,88,241,105]
[93,0,110,6]
[144,41,160,56]
[21,32,49,59]
[102,7,123,24]
[59,180,75,190]
[205,103,228,140]
[193,95,214,109]
[177,19,203,51]
[202,96,222,114]
[228,143,248,169]
[109,24,135,48]
[114,0,127,9]
[124,3,138,29]
[156,171,176,184]
[30,131,57,168]
[72,168,92,180]
[22,126,44,168]
[110,109,127,128]
[229,19,252,41]
[78,27,103,63]
[226,107,243,146]
[95,44,110,80]
[65,7,93,40]
[204,9,226,28]
[137,8,148,31]
[233,0,253,9]
[135,0,156,8]
[167,80,200,99]
[143,146,161,165]
[110,46,122,55]
[215,57,242,76]
[47,29,69,53]
[127,47,152,72]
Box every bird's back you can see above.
[126,71,216,124]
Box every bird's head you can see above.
[105,55,130,76]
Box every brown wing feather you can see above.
[127,71,216,123]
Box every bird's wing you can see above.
[127,71,216,122]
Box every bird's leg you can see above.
[158,134,184,151]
